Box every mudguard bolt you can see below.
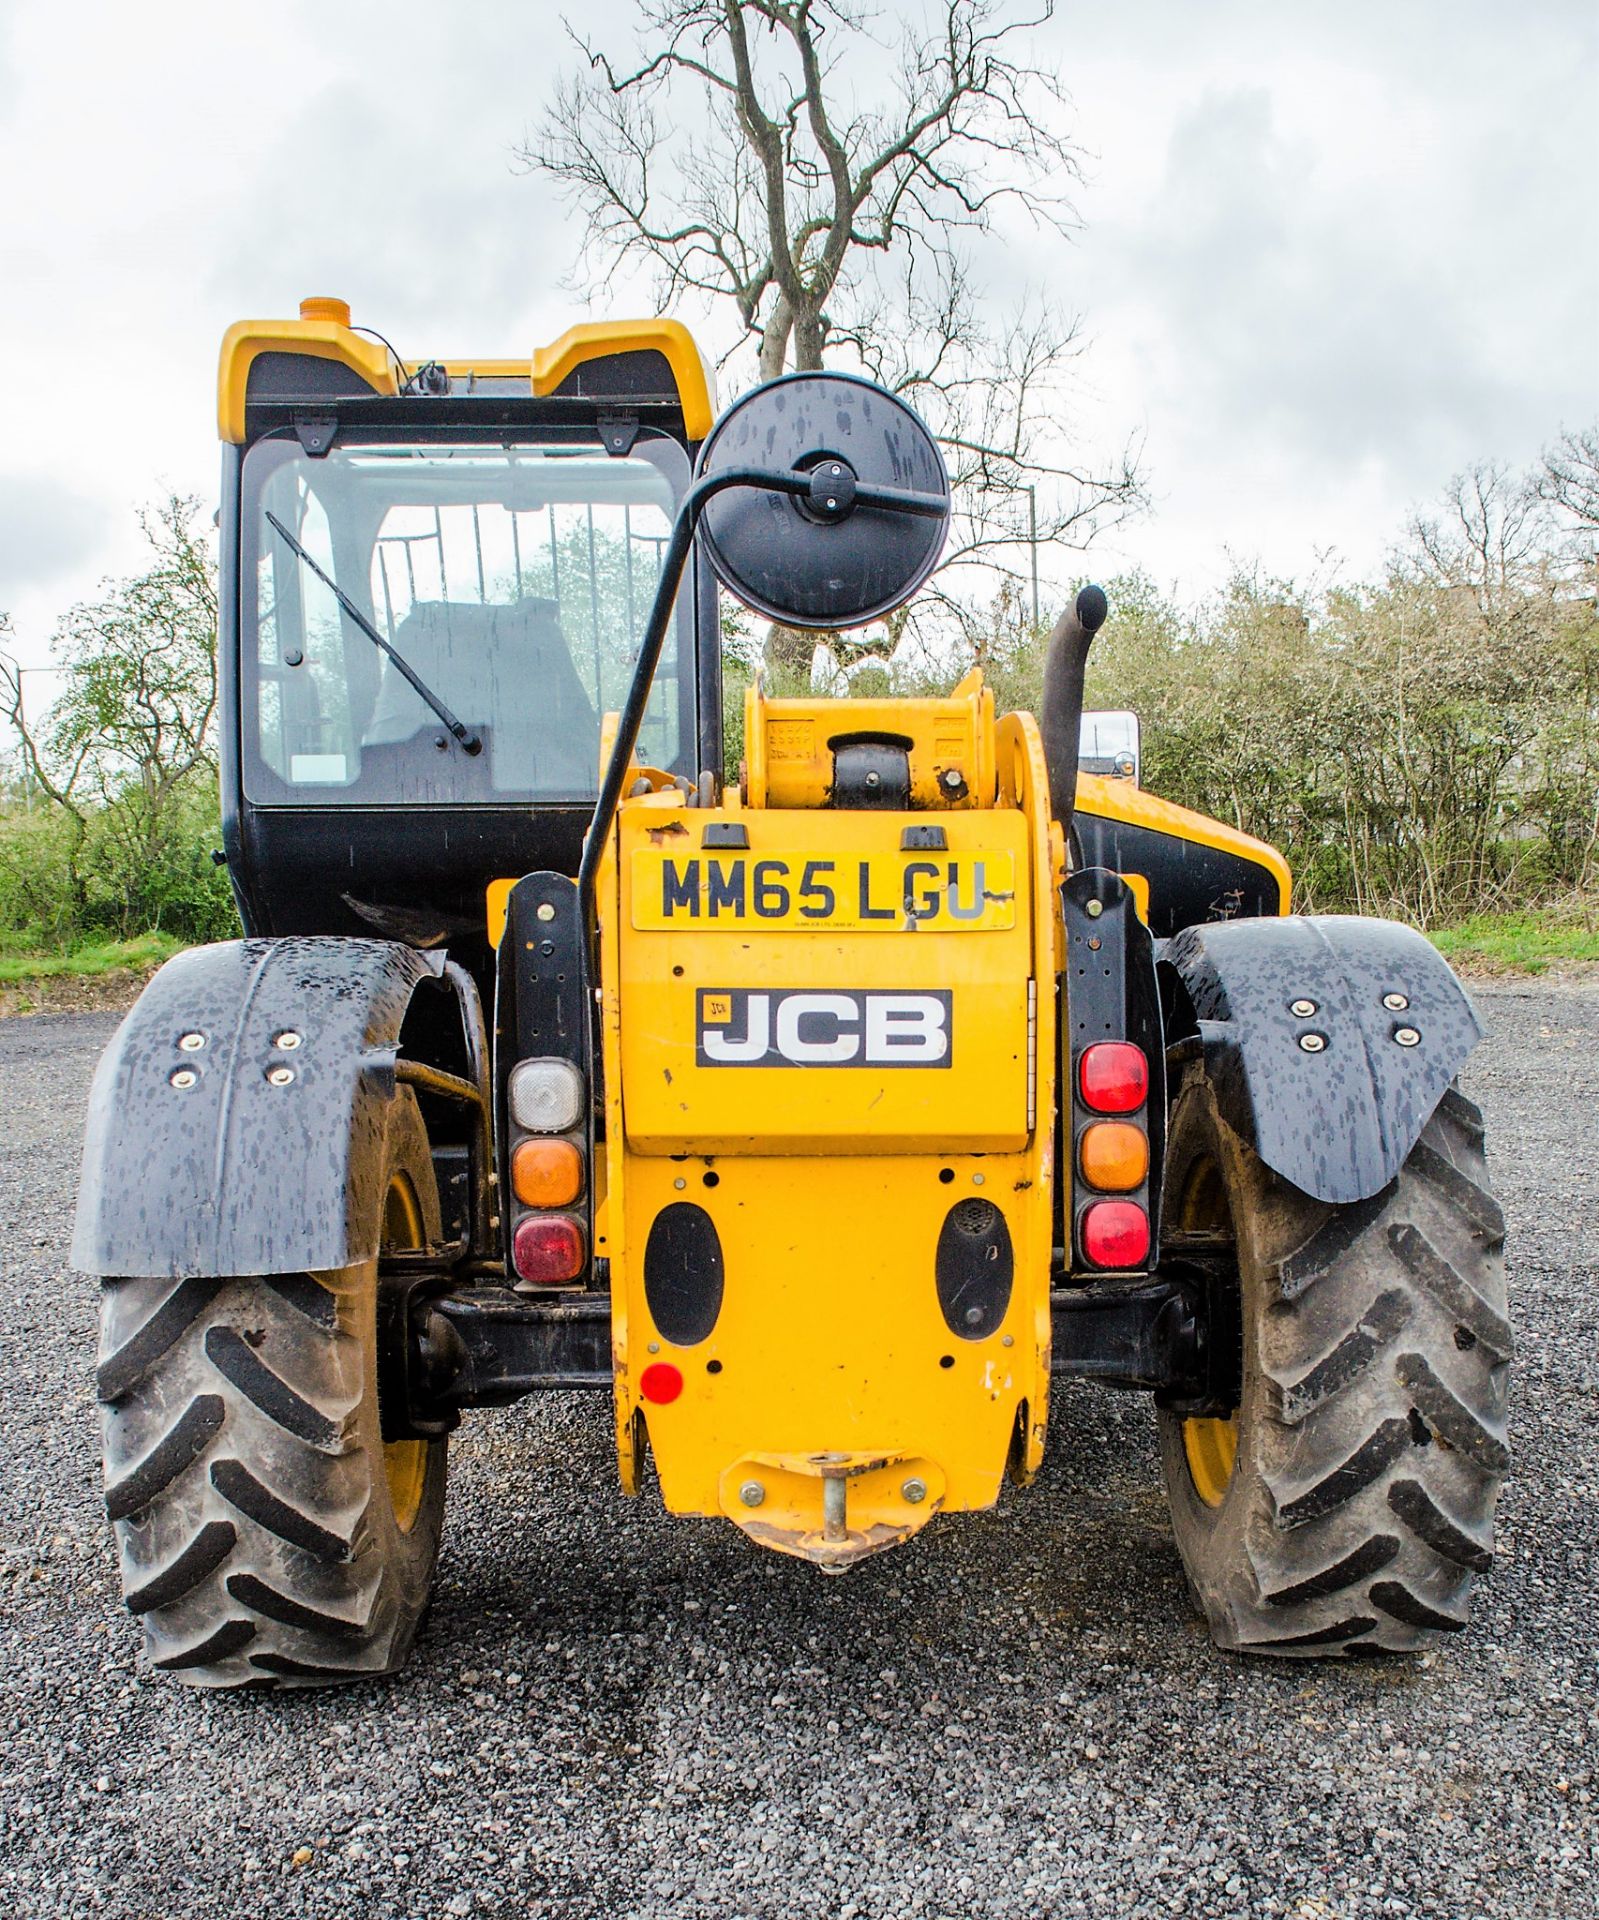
[177,1032,206,1052]
[274,1030,302,1050]
[266,1065,296,1086]
[1298,1032,1327,1054]
[1383,992,1410,1012]
[535,902,556,922]
[169,1068,197,1090]
[1290,998,1317,1018]
[739,1481,766,1508]
[1394,1026,1421,1047]
[901,1478,927,1504]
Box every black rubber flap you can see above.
[696,371,949,630]
[935,1198,1014,1341]
[643,1202,726,1347]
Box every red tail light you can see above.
[1081,1199,1150,1269]
[1078,1042,1148,1114]
[512,1213,586,1285]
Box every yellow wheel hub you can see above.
[381,1174,428,1534]
[1183,1414,1238,1508]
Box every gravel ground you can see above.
[0,987,1594,1920]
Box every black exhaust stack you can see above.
[1040,583,1109,836]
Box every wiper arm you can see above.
[264,511,482,756]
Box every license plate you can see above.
[631,851,1015,932]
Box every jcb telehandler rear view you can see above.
[76,300,1511,1686]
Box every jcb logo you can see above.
[696,989,952,1068]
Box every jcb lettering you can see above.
[697,989,952,1068]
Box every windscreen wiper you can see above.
[265,511,482,756]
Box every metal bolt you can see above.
[1086,898,1103,918]
[266,1065,296,1087]
[169,1068,197,1090]
[825,498,837,511]
[739,1481,766,1509]
[274,1030,302,1051]
[1298,1032,1327,1054]
[1001,1334,1014,1348]
[964,1306,984,1327]
[901,1478,927,1505]
[864,770,881,788]
[971,1172,985,1186]
[829,464,842,475]
[647,1342,660,1354]
[1394,1026,1421,1048]
[1382,992,1410,1012]
[942,768,962,788]
[673,1176,686,1190]
[535,902,556,922]
[177,1032,206,1052]
[1289,998,1318,1019]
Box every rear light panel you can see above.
[1072,1038,1154,1273]
[505,1056,589,1289]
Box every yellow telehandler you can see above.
[75,300,1509,1685]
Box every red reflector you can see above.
[511,1213,586,1285]
[639,1362,683,1405]
[1081,1200,1151,1269]
[1078,1042,1148,1114]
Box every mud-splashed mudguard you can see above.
[73,937,441,1278]
[1163,915,1483,1205]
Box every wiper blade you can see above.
[264,511,482,756]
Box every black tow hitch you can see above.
[1050,1276,1204,1394]
[383,1285,614,1439]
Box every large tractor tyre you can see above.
[96,1089,448,1687]
[1157,1067,1511,1657]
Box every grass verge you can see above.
[0,933,185,1015]
[1432,912,1599,977]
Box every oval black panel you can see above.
[935,1198,1014,1342]
[644,1203,726,1347]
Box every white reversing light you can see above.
[509,1058,585,1134]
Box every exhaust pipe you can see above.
[1040,583,1109,836]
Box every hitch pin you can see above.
[822,1470,848,1544]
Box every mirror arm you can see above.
[574,466,949,953]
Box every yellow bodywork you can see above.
[218,302,716,443]
[594,679,1058,1568]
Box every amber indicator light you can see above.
[511,1137,583,1208]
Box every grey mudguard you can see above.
[73,937,439,1278]
[1164,915,1483,1205]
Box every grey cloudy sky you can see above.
[0,0,1594,674]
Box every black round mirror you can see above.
[696,371,950,630]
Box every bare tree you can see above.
[1538,425,1599,532]
[526,0,1143,666]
